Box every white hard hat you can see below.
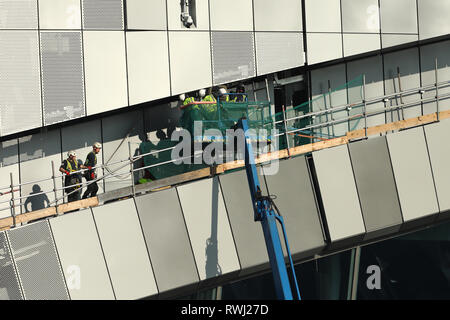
[179,93,186,101]
[219,87,227,95]
[93,142,101,149]
[199,89,206,97]
[67,150,76,157]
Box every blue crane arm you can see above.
[237,118,301,300]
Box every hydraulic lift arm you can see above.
[238,118,301,300]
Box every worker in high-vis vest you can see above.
[201,88,219,121]
[233,84,247,102]
[81,142,101,199]
[179,93,199,137]
[60,150,83,203]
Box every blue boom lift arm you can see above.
[237,118,301,300]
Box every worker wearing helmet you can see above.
[201,87,218,121]
[233,84,247,102]
[60,150,83,203]
[81,142,101,199]
[179,93,198,137]
[218,85,229,102]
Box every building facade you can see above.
[0,0,449,300]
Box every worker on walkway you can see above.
[81,142,101,199]
[60,150,83,203]
[233,84,247,102]
[201,88,219,121]
[218,85,229,102]
[179,92,200,137]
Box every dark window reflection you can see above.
[357,221,450,300]
[221,250,352,300]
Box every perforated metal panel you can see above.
[7,221,69,300]
[41,32,85,126]
[0,31,42,136]
[0,0,38,29]
[255,32,303,76]
[211,32,255,85]
[0,232,23,300]
[82,0,123,30]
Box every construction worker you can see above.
[201,88,218,121]
[233,84,247,102]
[81,142,101,199]
[60,150,83,203]
[218,85,229,102]
[179,93,199,137]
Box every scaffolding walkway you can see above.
[0,59,449,230]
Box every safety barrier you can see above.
[0,59,448,226]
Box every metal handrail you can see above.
[272,80,450,126]
[0,63,447,222]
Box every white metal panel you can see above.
[424,119,450,213]
[177,177,241,282]
[167,0,210,31]
[418,0,450,40]
[383,48,421,120]
[306,33,342,65]
[255,32,304,76]
[38,0,81,29]
[380,0,417,34]
[420,40,450,115]
[101,110,144,192]
[343,33,380,57]
[386,127,439,222]
[50,209,115,300]
[127,31,170,105]
[209,0,253,31]
[0,31,42,136]
[168,31,212,95]
[312,145,365,242]
[381,34,418,48]
[341,0,380,33]
[0,0,38,29]
[126,0,166,30]
[83,31,128,116]
[305,0,341,32]
[347,55,385,128]
[92,198,158,300]
[134,189,200,295]
[310,63,348,137]
[254,0,302,31]
[18,131,63,214]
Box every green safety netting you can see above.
[180,99,273,142]
[139,138,189,181]
[139,76,365,182]
[273,75,364,150]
